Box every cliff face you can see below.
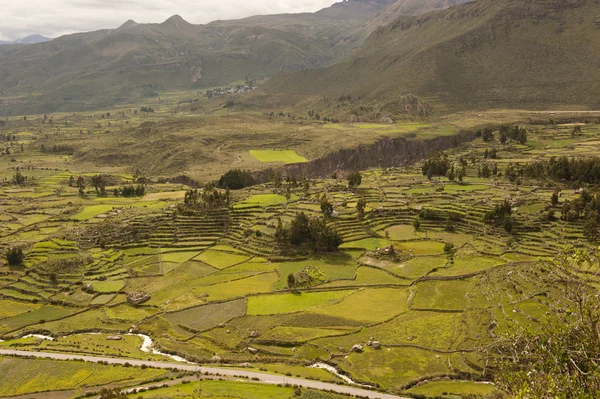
[254,130,475,182]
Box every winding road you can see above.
[0,349,409,399]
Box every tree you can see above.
[445,217,455,232]
[551,190,560,207]
[13,170,25,185]
[444,242,454,254]
[6,247,24,266]
[91,175,107,195]
[287,273,296,288]
[412,217,421,232]
[584,213,599,241]
[68,176,75,187]
[356,198,367,219]
[320,196,334,218]
[347,171,362,189]
[447,167,456,181]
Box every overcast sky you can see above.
[0,0,339,41]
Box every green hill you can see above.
[257,0,600,114]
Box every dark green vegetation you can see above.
[257,0,600,116]
[0,0,467,115]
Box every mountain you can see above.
[260,0,600,113]
[0,34,52,45]
[0,0,464,115]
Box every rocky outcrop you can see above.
[127,292,150,306]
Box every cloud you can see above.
[0,0,339,41]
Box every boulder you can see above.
[249,330,259,338]
[248,347,259,354]
[372,341,381,349]
[106,335,122,341]
[352,344,363,353]
[211,355,222,362]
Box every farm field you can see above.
[1,107,600,398]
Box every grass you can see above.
[310,288,410,324]
[0,300,40,319]
[260,326,352,342]
[407,380,498,396]
[0,357,170,396]
[0,306,75,333]
[247,290,354,315]
[130,379,294,399]
[234,194,287,208]
[73,205,115,220]
[249,149,308,164]
[337,346,451,388]
[87,280,125,293]
[194,249,251,269]
[339,237,390,250]
[163,298,246,331]
[192,272,279,301]
[413,280,473,311]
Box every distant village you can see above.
[204,79,258,99]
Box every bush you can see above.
[6,247,24,266]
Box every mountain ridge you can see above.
[0,0,467,115]
[255,0,600,113]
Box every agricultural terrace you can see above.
[1,113,600,397]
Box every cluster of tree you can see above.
[347,171,362,189]
[422,152,450,179]
[478,127,495,142]
[181,187,230,209]
[217,169,255,190]
[140,106,155,113]
[476,125,528,144]
[13,170,26,185]
[499,125,528,144]
[120,184,146,197]
[0,134,17,141]
[558,189,600,241]
[338,94,353,102]
[275,213,342,253]
[483,148,498,159]
[40,144,74,154]
[91,175,107,195]
[5,247,24,266]
[522,156,600,184]
[483,200,515,233]
[478,163,498,179]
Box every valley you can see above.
[2,0,600,398]
[1,99,600,398]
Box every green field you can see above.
[249,150,308,164]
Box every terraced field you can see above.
[2,116,600,397]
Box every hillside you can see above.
[259,0,600,113]
[0,0,463,116]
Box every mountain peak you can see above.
[119,19,139,29]
[161,14,191,28]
